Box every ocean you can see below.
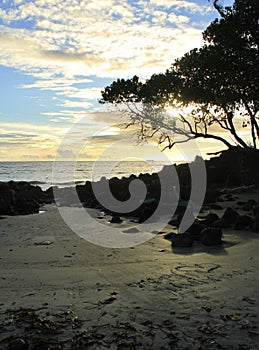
[0,161,172,190]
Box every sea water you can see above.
[0,161,172,190]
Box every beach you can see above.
[0,194,259,349]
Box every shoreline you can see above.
[1,148,259,348]
[0,194,259,348]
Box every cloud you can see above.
[0,0,212,80]
[149,0,211,14]
[56,148,76,159]
[20,77,93,90]
[0,0,219,161]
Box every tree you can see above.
[100,0,259,151]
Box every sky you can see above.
[0,0,235,162]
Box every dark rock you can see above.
[223,194,236,201]
[210,203,223,210]
[0,187,15,215]
[8,338,29,350]
[168,207,196,228]
[168,210,185,228]
[200,213,220,226]
[234,215,253,230]
[211,219,229,228]
[221,207,239,225]
[164,232,174,240]
[32,338,54,350]
[187,222,207,240]
[206,148,259,187]
[0,181,52,216]
[253,204,259,217]
[13,191,40,215]
[253,216,259,233]
[110,215,123,224]
[168,217,179,227]
[200,227,223,246]
[242,199,257,211]
[138,206,155,223]
[237,201,246,206]
[204,188,221,204]
[171,232,193,247]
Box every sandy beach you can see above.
[0,190,259,349]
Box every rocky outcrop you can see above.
[170,232,193,248]
[221,207,239,225]
[253,216,259,233]
[200,227,223,246]
[187,222,208,241]
[110,215,123,224]
[0,181,53,216]
[234,215,252,230]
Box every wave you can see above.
[29,181,47,185]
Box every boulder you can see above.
[138,206,155,223]
[187,222,207,241]
[253,216,259,233]
[200,227,223,246]
[200,213,220,226]
[12,190,40,215]
[223,194,236,202]
[221,207,239,225]
[7,337,28,350]
[253,204,259,217]
[234,215,252,230]
[241,199,257,211]
[211,219,229,228]
[0,187,15,215]
[0,181,47,216]
[203,188,221,204]
[110,215,123,224]
[171,232,193,248]
[210,203,223,210]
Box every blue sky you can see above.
[0,0,233,161]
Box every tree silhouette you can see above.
[100,0,259,151]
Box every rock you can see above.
[223,194,236,201]
[200,227,223,246]
[200,213,220,226]
[168,207,195,229]
[221,207,239,225]
[187,222,207,240]
[234,215,252,230]
[138,206,155,223]
[164,232,174,240]
[13,191,40,215]
[210,203,223,210]
[253,216,259,233]
[253,204,259,217]
[0,181,47,216]
[211,219,229,228]
[110,215,123,224]
[241,199,257,211]
[171,232,193,247]
[203,188,221,204]
[8,338,28,350]
[32,338,53,350]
